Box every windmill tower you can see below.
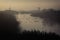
[37,7,40,11]
[9,7,11,10]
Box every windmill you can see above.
[37,7,40,11]
[9,7,11,10]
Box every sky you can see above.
[0,0,60,11]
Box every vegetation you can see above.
[0,9,60,40]
[17,30,60,40]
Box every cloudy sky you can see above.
[0,0,60,10]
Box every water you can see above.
[15,13,60,35]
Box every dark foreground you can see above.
[0,31,60,40]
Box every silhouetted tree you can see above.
[0,11,20,40]
[18,30,60,40]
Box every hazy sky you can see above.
[0,0,60,10]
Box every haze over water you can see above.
[16,13,60,35]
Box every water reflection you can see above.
[16,13,43,30]
[16,13,60,35]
